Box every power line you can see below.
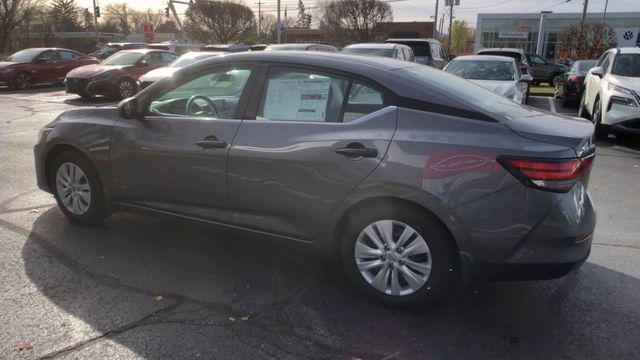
[457,0,515,10]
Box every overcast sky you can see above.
[75,0,640,29]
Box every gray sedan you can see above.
[444,55,532,104]
[34,52,596,305]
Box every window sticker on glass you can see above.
[262,77,331,121]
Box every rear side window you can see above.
[429,43,442,60]
[257,66,384,123]
[344,82,384,122]
[58,51,78,60]
[160,52,177,63]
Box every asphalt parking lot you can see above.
[1,87,639,359]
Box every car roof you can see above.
[618,47,640,54]
[344,43,399,49]
[386,38,440,44]
[478,48,525,54]
[119,49,172,54]
[177,51,221,59]
[453,55,516,62]
[21,47,77,52]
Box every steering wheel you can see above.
[185,95,220,117]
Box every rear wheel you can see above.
[341,206,457,306]
[50,151,109,225]
[117,78,137,100]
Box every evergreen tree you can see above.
[296,0,311,28]
[50,0,81,32]
[82,8,94,31]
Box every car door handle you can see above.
[196,137,227,150]
[335,146,378,158]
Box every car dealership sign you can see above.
[614,28,639,47]
[498,31,529,39]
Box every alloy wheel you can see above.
[16,73,32,89]
[118,79,136,99]
[56,162,91,215]
[354,220,432,296]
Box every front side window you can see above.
[36,50,58,61]
[143,52,163,65]
[601,54,611,74]
[149,67,252,119]
[160,52,177,64]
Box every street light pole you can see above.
[92,0,99,48]
[602,0,609,23]
[434,0,439,38]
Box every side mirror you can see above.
[590,66,604,78]
[117,97,143,120]
[520,74,534,83]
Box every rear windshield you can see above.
[573,60,597,74]
[396,66,533,122]
[479,51,522,63]
[102,51,144,66]
[612,54,640,77]
[342,48,395,58]
[445,60,516,81]
[392,42,431,57]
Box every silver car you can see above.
[34,52,596,305]
[342,43,415,62]
[444,55,532,104]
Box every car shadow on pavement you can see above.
[0,84,63,94]
[20,207,640,359]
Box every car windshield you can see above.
[574,60,597,74]
[170,53,219,68]
[445,60,515,81]
[396,66,533,122]
[392,42,429,57]
[479,51,522,63]
[6,49,41,62]
[102,52,144,66]
[612,54,640,77]
[342,48,395,58]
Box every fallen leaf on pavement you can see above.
[240,315,250,321]
[153,294,163,301]
[229,317,236,321]
[30,209,39,213]
[15,342,32,351]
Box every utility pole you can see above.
[256,1,262,42]
[446,0,457,57]
[92,0,100,48]
[277,0,282,43]
[581,0,589,23]
[602,0,609,23]
[433,0,439,38]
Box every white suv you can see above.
[579,47,640,139]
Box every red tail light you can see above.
[498,156,594,192]
[568,76,585,83]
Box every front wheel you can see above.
[592,98,609,140]
[341,207,457,306]
[13,72,33,90]
[50,151,109,225]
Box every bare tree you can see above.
[184,0,255,44]
[0,0,41,51]
[258,12,275,42]
[556,22,617,60]
[104,3,136,34]
[319,0,392,46]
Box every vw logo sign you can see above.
[623,30,634,40]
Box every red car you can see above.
[0,48,98,89]
[65,49,176,99]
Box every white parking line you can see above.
[548,97,557,113]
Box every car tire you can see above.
[340,205,458,306]
[578,94,591,120]
[49,151,109,225]
[117,77,137,100]
[592,98,609,140]
[13,72,33,90]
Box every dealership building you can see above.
[474,12,640,59]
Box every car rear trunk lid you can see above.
[504,113,596,157]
